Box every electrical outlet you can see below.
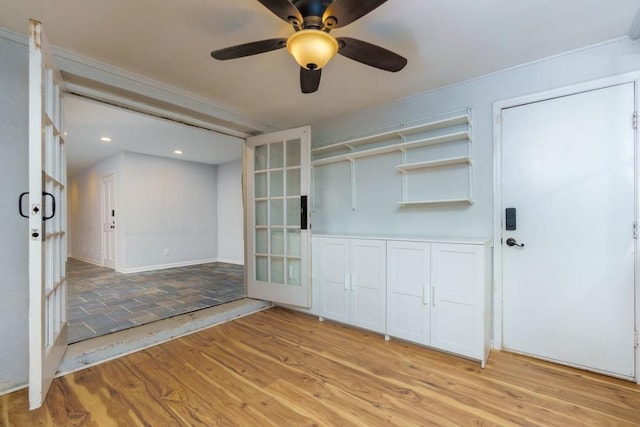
[164,248,170,256]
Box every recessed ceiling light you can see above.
[100,137,112,142]
[174,150,184,155]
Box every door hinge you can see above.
[634,222,638,239]
[634,331,638,348]
[633,112,638,129]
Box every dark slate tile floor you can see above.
[67,258,245,343]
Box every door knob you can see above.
[506,237,525,247]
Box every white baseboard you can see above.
[117,258,219,274]
[70,255,104,267]
[216,257,244,265]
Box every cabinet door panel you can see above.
[350,240,386,333]
[318,238,350,323]
[386,241,430,343]
[431,243,482,358]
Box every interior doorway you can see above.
[65,95,248,343]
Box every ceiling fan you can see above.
[210,0,407,94]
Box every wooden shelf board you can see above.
[312,133,401,155]
[312,131,470,167]
[311,113,470,155]
[402,131,470,150]
[397,198,473,206]
[396,156,470,171]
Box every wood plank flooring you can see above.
[2,307,639,426]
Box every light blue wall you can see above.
[122,152,218,270]
[0,35,29,393]
[310,38,640,238]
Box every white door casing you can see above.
[101,173,116,269]
[245,126,311,307]
[501,83,636,379]
[28,19,68,409]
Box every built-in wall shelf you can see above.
[312,113,470,157]
[312,109,474,210]
[396,156,471,172]
[312,131,470,166]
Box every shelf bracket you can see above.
[399,147,408,204]
[467,108,474,203]
[311,166,316,213]
[349,159,356,211]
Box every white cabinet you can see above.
[386,241,431,344]
[313,235,491,366]
[430,243,490,364]
[387,240,490,366]
[315,237,386,334]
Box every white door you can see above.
[386,241,431,343]
[28,19,68,409]
[350,239,386,333]
[502,83,636,379]
[245,126,311,307]
[101,174,116,269]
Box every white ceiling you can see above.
[65,96,243,177]
[1,0,638,131]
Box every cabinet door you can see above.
[317,238,350,323]
[386,241,431,344]
[430,243,484,359]
[350,239,386,333]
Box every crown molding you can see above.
[0,26,278,135]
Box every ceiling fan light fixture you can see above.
[287,29,338,70]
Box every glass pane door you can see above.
[246,127,310,307]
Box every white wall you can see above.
[68,153,123,265]
[310,38,640,239]
[0,36,29,393]
[216,159,244,264]
[121,152,218,271]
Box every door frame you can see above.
[492,71,640,383]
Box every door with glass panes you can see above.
[245,126,310,307]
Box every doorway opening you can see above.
[65,95,247,343]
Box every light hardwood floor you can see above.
[2,307,639,426]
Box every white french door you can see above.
[101,173,116,269]
[28,19,68,409]
[501,83,636,379]
[245,126,311,307]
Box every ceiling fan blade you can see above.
[300,67,322,93]
[337,37,407,72]
[323,0,387,28]
[256,0,303,24]
[211,38,287,60]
